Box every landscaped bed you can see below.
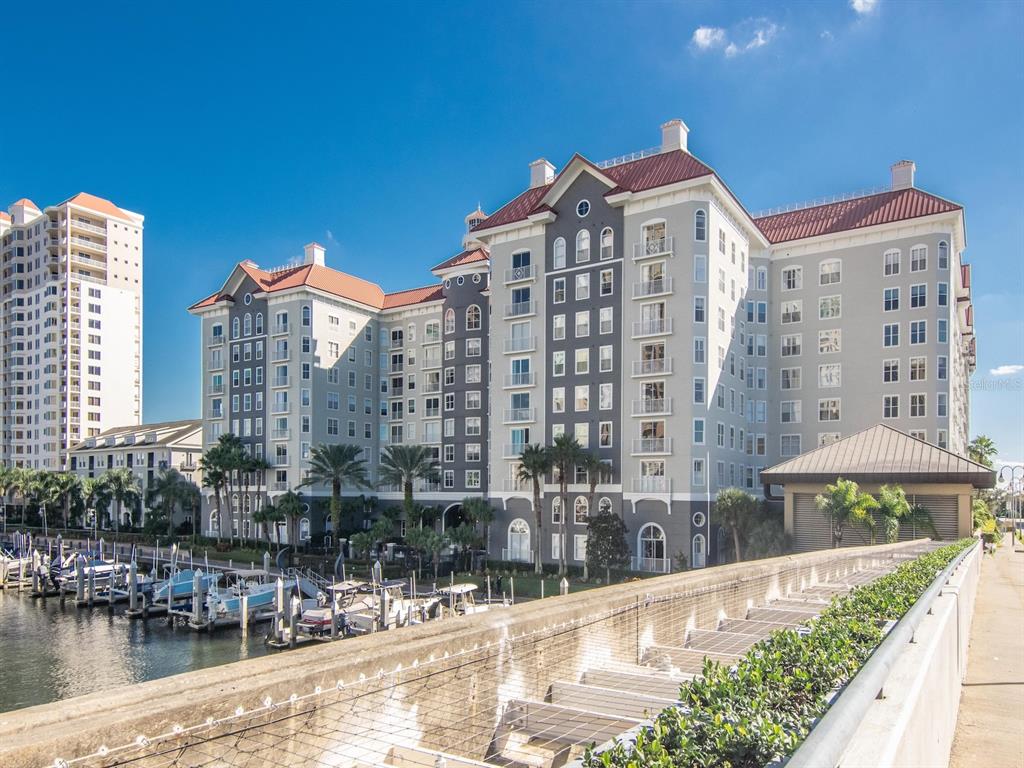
[584,539,974,768]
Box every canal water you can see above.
[0,589,273,713]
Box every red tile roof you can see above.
[63,192,133,221]
[11,198,39,210]
[431,247,489,272]
[755,188,962,244]
[0,212,10,222]
[382,284,444,309]
[475,149,716,231]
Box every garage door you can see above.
[900,494,960,542]
[792,493,833,553]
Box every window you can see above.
[780,367,801,390]
[883,395,899,419]
[781,266,802,291]
[910,393,926,418]
[576,230,590,262]
[718,229,726,254]
[910,284,927,308]
[884,287,900,312]
[575,348,589,375]
[910,245,927,272]
[552,387,565,413]
[693,377,705,404]
[780,434,801,457]
[553,314,565,340]
[553,277,566,303]
[466,338,481,357]
[599,269,613,296]
[819,363,841,388]
[693,336,706,364]
[599,345,613,372]
[552,350,565,376]
[938,356,948,380]
[575,310,590,338]
[599,382,613,410]
[694,209,707,241]
[781,334,802,357]
[553,237,566,270]
[938,241,949,270]
[694,296,706,323]
[599,422,613,448]
[884,249,901,276]
[819,259,841,285]
[819,295,841,319]
[600,227,614,260]
[937,392,948,418]
[938,319,948,343]
[756,267,768,291]
[910,356,927,381]
[693,418,705,445]
[466,305,481,330]
[781,300,802,324]
[883,323,900,347]
[692,458,705,487]
[444,308,455,334]
[883,359,899,382]
[818,329,841,354]
[780,401,801,423]
[574,384,590,411]
[818,398,841,422]
[599,306,613,334]
[575,273,590,300]
[938,282,948,307]
[694,254,707,283]
[910,320,926,344]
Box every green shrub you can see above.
[585,540,973,767]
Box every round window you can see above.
[576,200,591,217]
[244,293,253,305]
[444,279,451,289]
[457,276,465,285]
[692,511,706,528]
[472,273,481,283]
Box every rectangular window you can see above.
[553,314,565,340]
[781,300,802,324]
[780,367,801,390]
[692,418,705,445]
[938,319,948,344]
[781,334,802,357]
[818,329,841,354]
[693,377,705,404]
[599,345,613,372]
[883,359,900,383]
[780,434,801,457]
[910,246,927,272]
[910,356,927,381]
[693,337,706,364]
[692,458,705,487]
[694,254,707,283]
[600,269,613,296]
[883,394,899,419]
[694,296,706,323]
[553,278,566,303]
[599,306,613,335]
[938,282,948,307]
[938,355,948,380]
[780,400,801,423]
[819,295,841,319]
[884,250,900,276]
[910,393,926,418]
[884,287,900,312]
[819,363,841,388]
[575,348,589,375]
[599,421,613,448]
[819,260,841,285]
[781,266,802,291]
[575,310,590,338]
[575,273,590,300]
[937,392,948,417]
[883,323,900,347]
[818,398,841,422]
[910,284,927,308]
[910,320,926,345]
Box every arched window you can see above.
[232,317,240,339]
[208,510,219,535]
[243,313,252,335]
[576,230,590,263]
[444,308,456,335]
[553,237,566,270]
[507,518,531,563]
[695,209,707,241]
[692,533,706,569]
[231,493,240,514]
[638,523,666,571]
[301,305,312,327]
[938,240,949,270]
[551,495,563,524]
[299,517,311,541]
[255,313,264,334]
[574,495,589,524]
[466,304,481,331]
[242,494,251,514]
[253,495,262,512]
[600,227,614,260]
[598,496,612,515]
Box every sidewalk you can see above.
[949,533,1024,768]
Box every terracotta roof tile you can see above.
[11,198,39,210]
[431,247,489,272]
[476,185,551,230]
[754,188,962,244]
[63,192,133,221]
[0,212,10,222]
[382,284,444,309]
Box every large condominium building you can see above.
[191,119,975,569]
[0,194,144,469]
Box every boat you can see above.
[345,580,442,634]
[296,580,370,636]
[188,569,297,631]
[0,546,32,585]
[436,583,490,616]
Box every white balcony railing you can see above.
[632,235,674,261]
[271,376,291,388]
[501,548,534,564]
[272,349,290,362]
[631,438,673,455]
[504,264,536,284]
[207,335,225,346]
[503,407,536,424]
[503,372,536,388]
[70,219,106,236]
[502,478,530,492]
[272,324,289,335]
[69,236,107,253]
[70,253,107,269]
[271,402,291,414]
[207,384,225,395]
[632,476,671,494]
[504,336,537,354]
[631,555,672,573]
[271,481,289,492]
[632,277,673,298]
[208,358,225,371]
[632,357,673,376]
[272,455,290,467]
[271,429,290,440]
[422,381,441,394]
[504,300,536,319]
[631,318,673,338]
[207,408,224,419]
[503,444,527,459]
[631,397,673,416]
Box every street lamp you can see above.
[997,465,1023,534]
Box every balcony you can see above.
[421,357,442,370]
[631,397,673,416]
[503,444,528,459]
[271,481,289,492]
[631,318,673,338]
[632,357,673,377]
[70,219,106,236]
[503,407,536,424]
[179,461,198,472]
[631,556,671,573]
[632,277,673,299]
[503,336,537,354]
[208,358,225,371]
[424,408,440,418]
[271,429,291,440]
[271,402,291,414]
[272,323,289,336]
[503,372,536,388]
[632,476,672,494]
[504,264,536,284]
[207,408,224,419]
[69,236,107,253]
[502,478,530,493]
[69,253,107,269]
[271,376,291,388]
[422,381,441,394]
[272,349,290,362]
[207,335,225,346]
[272,455,290,467]
[632,235,674,261]
[207,383,225,395]
[390,363,404,373]
[631,438,673,455]
[504,300,536,319]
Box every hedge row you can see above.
[585,540,973,768]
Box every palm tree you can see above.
[0,466,17,531]
[276,490,305,553]
[815,478,879,548]
[10,467,35,526]
[150,468,188,538]
[579,452,610,580]
[548,434,583,577]
[178,478,201,541]
[516,445,550,575]
[102,467,141,534]
[50,473,83,531]
[876,484,938,543]
[199,449,228,544]
[968,435,997,468]
[462,496,494,556]
[299,444,370,548]
[244,456,272,546]
[378,445,439,520]
[713,488,759,562]
[27,472,56,535]
[253,500,284,551]
[82,476,110,534]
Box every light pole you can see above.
[997,465,1023,536]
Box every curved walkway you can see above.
[950,532,1024,768]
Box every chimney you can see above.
[529,158,555,188]
[303,242,325,267]
[890,160,916,191]
[661,119,689,153]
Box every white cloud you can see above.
[821,30,834,41]
[692,26,726,50]
[990,364,1024,377]
[724,42,739,58]
[850,0,878,14]
[745,23,778,51]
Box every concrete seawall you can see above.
[0,541,928,768]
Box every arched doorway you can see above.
[692,533,706,569]
[442,503,466,532]
[637,523,667,573]
[507,518,530,563]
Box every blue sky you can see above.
[1,1,1021,464]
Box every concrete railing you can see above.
[0,541,933,768]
